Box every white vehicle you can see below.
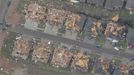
[70,0,79,3]
[114,47,119,51]
[16,36,21,40]
[112,39,118,43]
[48,41,51,44]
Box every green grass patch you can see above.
[77,30,85,40]
[117,40,128,50]
[1,32,17,58]
[37,28,44,32]
[38,24,46,29]
[90,53,101,60]
[25,59,90,75]
[38,21,46,29]
[28,62,73,75]
[58,27,66,34]
[95,35,106,47]
[112,56,122,66]
[120,10,134,27]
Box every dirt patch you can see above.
[0,57,14,75]
[5,0,21,27]
[0,57,26,75]
[0,30,8,51]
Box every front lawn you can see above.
[117,40,128,50]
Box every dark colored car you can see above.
[128,43,134,49]
[96,45,100,48]
[129,69,134,75]
[129,57,134,61]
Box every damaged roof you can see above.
[13,37,30,55]
[46,8,69,25]
[71,52,89,72]
[24,3,46,22]
[51,48,73,68]
[32,41,52,63]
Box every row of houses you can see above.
[24,3,86,32]
[24,2,128,43]
[24,3,127,38]
[76,0,134,10]
[11,36,133,74]
[11,36,132,74]
[89,14,128,43]
[12,36,89,72]
[90,20,126,38]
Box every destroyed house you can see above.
[51,48,73,68]
[104,22,126,38]
[65,13,82,31]
[12,37,30,60]
[120,64,129,75]
[24,3,46,22]
[71,52,89,72]
[99,58,110,72]
[91,21,104,37]
[32,42,52,63]
[46,8,69,25]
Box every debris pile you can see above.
[111,14,119,22]
[46,8,68,25]
[91,19,126,39]
[65,13,81,31]
[91,21,103,37]
[24,3,46,22]
[12,37,30,60]
[71,52,89,72]
[24,3,82,32]
[32,41,52,63]
[120,64,129,75]
[104,22,125,37]
[51,48,73,68]
[99,58,110,73]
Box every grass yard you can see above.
[26,62,90,75]
[117,40,128,50]
[95,33,106,47]
[1,31,17,58]
[112,56,122,66]
[120,10,134,27]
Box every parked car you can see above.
[96,45,100,48]
[129,57,134,61]
[128,43,134,49]
[114,47,119,51]
[129,69,134,75]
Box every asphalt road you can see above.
[0,0,11,23]
[8,26,134,59]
